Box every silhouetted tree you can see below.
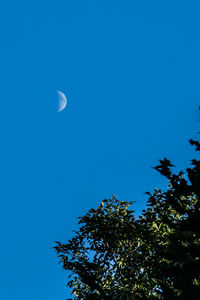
[55,139,200,299]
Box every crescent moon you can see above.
[57,90,67,112]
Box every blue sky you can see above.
[0,1,200,299]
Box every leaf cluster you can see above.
[55,139,200,299]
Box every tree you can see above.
[55,139,200,299]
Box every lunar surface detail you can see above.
[57,90,67,112]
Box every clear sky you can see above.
[0,1,200,299]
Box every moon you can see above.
[57,90,67,112]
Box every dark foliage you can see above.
[55,139,200,299]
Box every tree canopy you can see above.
[55,139,200,299]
